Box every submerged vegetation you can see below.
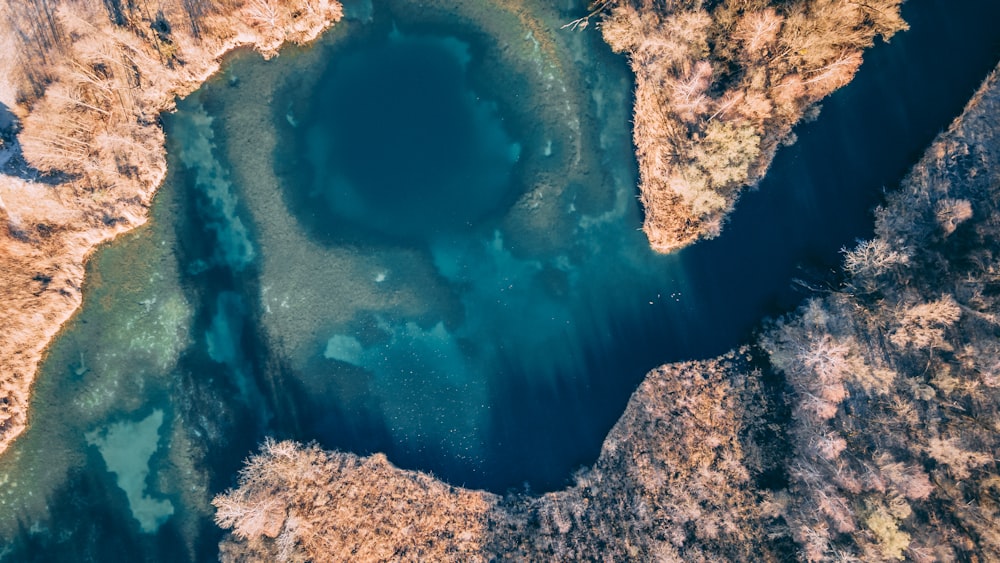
[215,63,1000,562]
[597,0,906,251]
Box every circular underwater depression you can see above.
[278,25,525,244]
[260,8,609,489]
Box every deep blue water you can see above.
[297,33,519,240]
[3,0,1000,560]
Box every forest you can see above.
[0,0,342,455]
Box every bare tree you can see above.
[733,9,783,59]
[4,0,64,101]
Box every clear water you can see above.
[2,0,998,560]
[293,31,520,240]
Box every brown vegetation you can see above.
[0,0,342,455]
[215,439,498,562]
[596,0,906,251]
[485,353,780,561]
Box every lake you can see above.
[2,0,998,560]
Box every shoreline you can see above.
[599,0,906,251]
[0,0,344,456]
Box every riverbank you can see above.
[215,60,1000,562]
[0,0,343,456]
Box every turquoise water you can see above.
[292,31,520,241]
[2,0,999,560]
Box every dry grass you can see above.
[215,440,498,562]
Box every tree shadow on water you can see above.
[0,102,73,185]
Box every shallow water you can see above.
[2,0,999,559]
